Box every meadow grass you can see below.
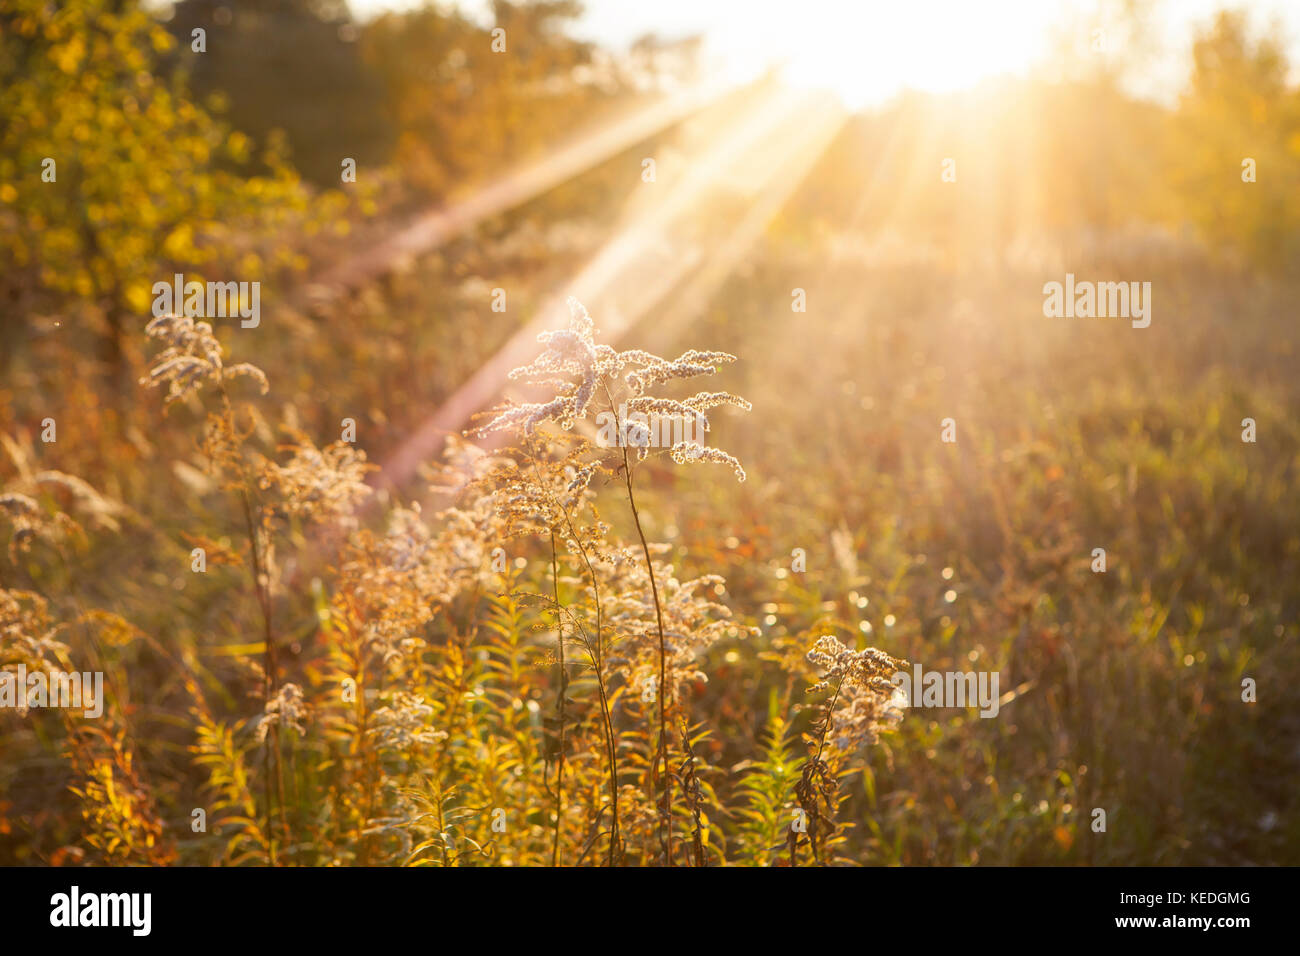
[3,234,1294,865]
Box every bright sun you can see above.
[579,0,1086,109]
[381,0,1098,108]
[750,0,1072,107]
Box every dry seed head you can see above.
[603,559,756,697]
[806,635,905,695]
[623,349,737,394]
[0,588,69,669]
[670,441,746,482]
[368,691,448,750]
[474,299,749,472]
[806,635,909,752]
[256,682,307,742]
[140,314,269,404]
[259,440,374,525]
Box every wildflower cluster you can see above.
[1,297,906,868]
[476,297,750,480]
[140,314,268,405]
[806,635,908,750]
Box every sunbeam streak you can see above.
[378,85,846,491]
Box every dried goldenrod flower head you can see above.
[0,588,70,718]
[0,588,69,670]
[368,691,448,751]
[337,485,503,670]
[564,460,601,498]
[621,391,752,479]
[829,679,907,751]
[670,441,747,482]
[475,298,600,437]
[806,635,908,751]
[0,492,46,558]
[256,682,307,742]
[474,297,750,480]
[0,470,124,560]
[489,441,603,537]
[140,314,268,405]
[604,557,758,698]
[513,296,600,414]
[806,635,904,695]
[622,349,738,395]
[259,439,374,526]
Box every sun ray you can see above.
[378,83,841,490]
[296,81,731,311]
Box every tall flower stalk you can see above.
[796,636,907,865]
[475,298,750,863]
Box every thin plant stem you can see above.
[604,383,673,866]
[562,518,620,864]
[531,455,620,865]
[798,674,844,867]
[549,529,565,866]
[217,384,288,864]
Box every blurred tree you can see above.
[1171,10,1300,271]
[360,0,609,200]
[0,0,327,384]
[162,0,394,187]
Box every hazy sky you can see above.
[348,0,1300,107]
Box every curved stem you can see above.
[619,440,673,866]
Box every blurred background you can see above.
[1,0,1297,864]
